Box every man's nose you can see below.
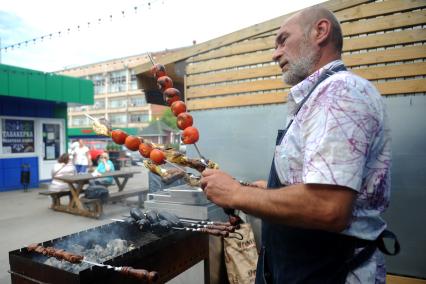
[272,48,282,62]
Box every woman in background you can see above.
[91,152,115,186]
[49,153,76,191]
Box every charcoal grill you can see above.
[9,221,209,284]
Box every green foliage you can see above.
[159,108,178,130]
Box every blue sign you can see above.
[1,119,35,153]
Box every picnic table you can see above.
[40,170,147,218]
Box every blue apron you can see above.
[255,64,399,283]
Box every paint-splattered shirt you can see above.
[274,60,391,284]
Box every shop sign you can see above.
[1,119,35,153]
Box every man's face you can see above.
[273,15,319,86]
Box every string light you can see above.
[0,0,162,53]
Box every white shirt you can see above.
[74,146,90,166]
[49,161,76,191]
[275,60,391,284]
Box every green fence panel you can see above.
[79,80,94,105]
[28,71,46,100]
[46,74,63,101]
[63,76,80,103]
[9,67,28,98]
[0,66,9,95]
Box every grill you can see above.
[9,221,209,284]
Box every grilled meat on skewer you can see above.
[27,244,84,263]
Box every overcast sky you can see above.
[0,0,325,72]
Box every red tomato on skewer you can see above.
[157,76,173,93]
[139,143,153,158]
[150,149,166,164]
[181,127,199,144]
[150,63,166,79]
[171,101,187,116]
[111,129,128,145]
[176,112,193,130]
[125,135,142,151]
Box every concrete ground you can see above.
[0,166,203,284]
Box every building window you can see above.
[109,99,127,109]
[94,99,105,109]
[71,116,89,127]
[109,114,127,124]
[130,96,146,107]
[90,74,106,94]
[109,70,127,93]
[130,69,138,90]
[130,113,149,123]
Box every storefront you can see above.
[0,64,93,191]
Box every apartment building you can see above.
[58,53,167,133]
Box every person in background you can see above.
[201,6,397,284]
[74,139,91,174]
[49,153,76,191]
[91,152,115,186]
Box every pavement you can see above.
[0,165,203,284]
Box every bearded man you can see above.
[201,6,398,284]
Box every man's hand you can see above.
[200,169,241,208]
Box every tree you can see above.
[159,108,178,130]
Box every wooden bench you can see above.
[79,189,148,218]
[39,190,71,208]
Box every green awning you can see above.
[0,63,93,105]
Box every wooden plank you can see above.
[191,11,426,62]
[187,79,426,110]
[192,35,275,62]
[343,29,426,52]
[186,79,288,99]
[375,78,426,95]
[336,0,426,23]
[323,0,373,12]
[341,10,426,36]
[387,274,426,284]
[187,62,426,87]
[134,0,372,74]
[188,44,426,76]
[343,45,426,67]
[187,92,288,110]
[353,62,426,80]
[187,64,280,86]
[187,50,273,74]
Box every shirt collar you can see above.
[288,60,344,104]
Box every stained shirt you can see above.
[274,60,391,284]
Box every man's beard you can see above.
[282,40,319,86]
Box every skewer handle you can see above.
[119,267,159,282]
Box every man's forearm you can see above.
[233,183,355,232]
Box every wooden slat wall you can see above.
[185,0,426,110]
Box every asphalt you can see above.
[0,165,203,284]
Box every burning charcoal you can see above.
[158,211,182,227]
[137,219,151,232]
[145,210,159,223]
[151,220,172,234]
[107,239,129,256]
[130,208,145,221]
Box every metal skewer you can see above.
[192,143,209,166]
[82,259,159,282]
[147,53,156,66]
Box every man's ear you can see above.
[314,18,332,46]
